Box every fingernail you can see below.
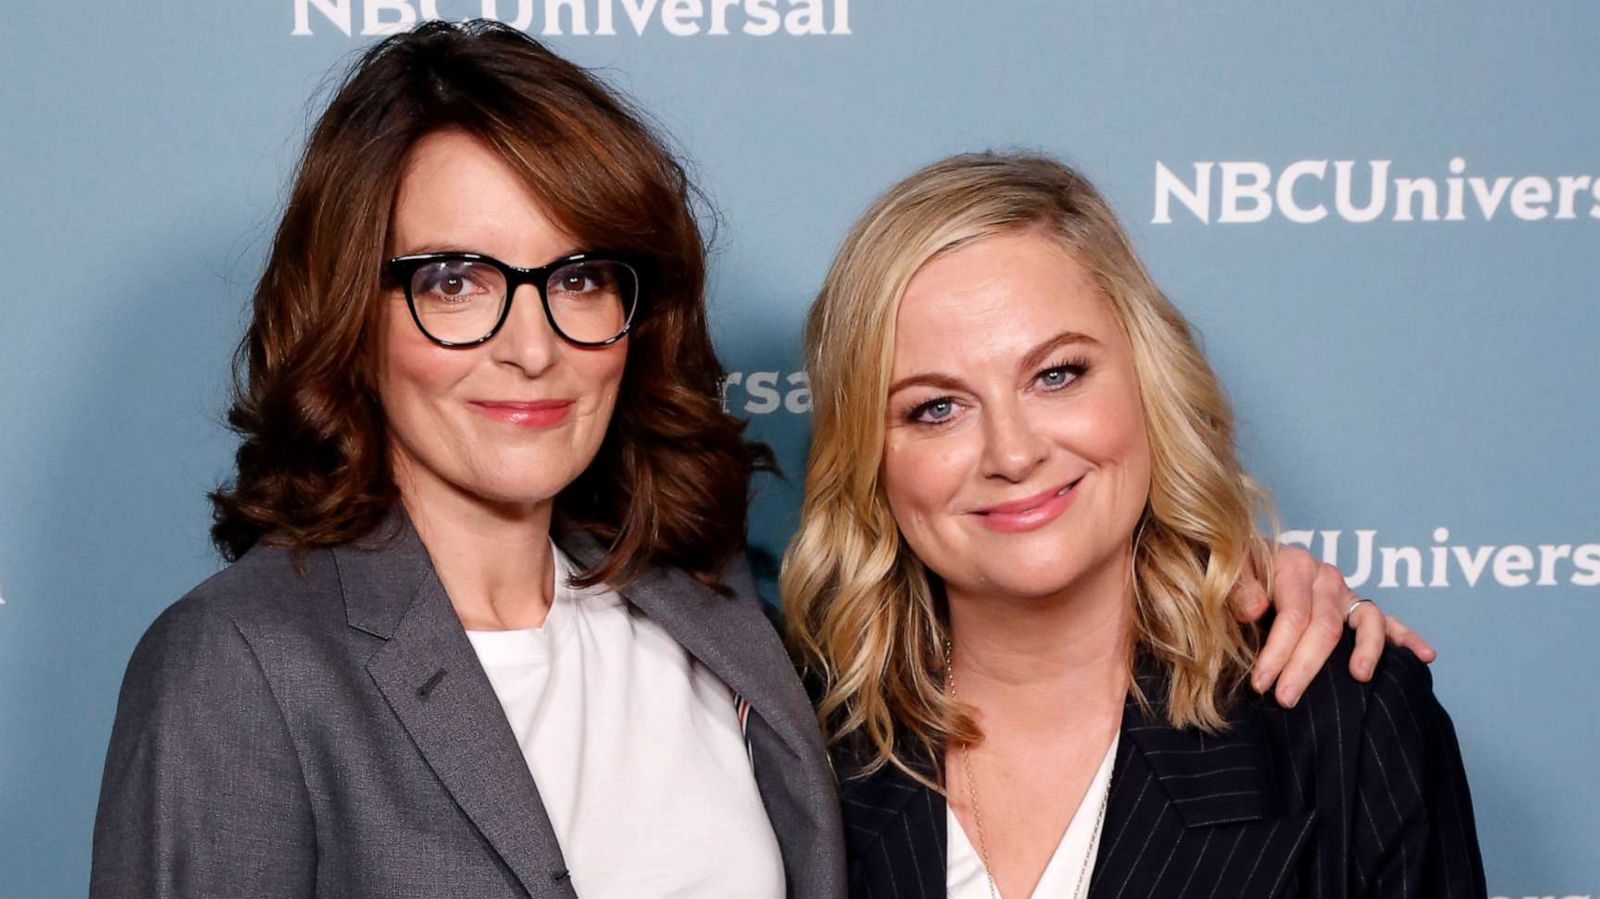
[1283,690,1300,708]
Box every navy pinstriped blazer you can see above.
[835,637,1486,898]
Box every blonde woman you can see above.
[785,154,1484,898]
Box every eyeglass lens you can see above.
[408,258,637,344]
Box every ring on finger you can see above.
[1345,596,1375,623]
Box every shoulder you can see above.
[126,543,344,681]
[1284,632,1445,728]
[1246,632,1459,777]
[1364,639,1442,717]
[187,540,336,613]
[1355,639,1460,764]
[691,546,789,645]
[831,732,938,807]
[829,734,878,787]
[185,541,342,627]
[829,734,946,889]
[715,546,777,613]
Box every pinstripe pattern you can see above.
[834,637,1485,898]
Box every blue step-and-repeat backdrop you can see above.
[2,2,1595,895]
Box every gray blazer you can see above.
[90,512,845,898]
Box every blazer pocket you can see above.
[1092,809,1318,899]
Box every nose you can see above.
[979,398,1049,483]
[489,283,560,377]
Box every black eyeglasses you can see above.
[384,251,642,348]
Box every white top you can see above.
[948,732,1120,899]
[464,543,786,899]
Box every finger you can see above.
[1250,605,1303,693]
[1249,548,1318,692]
[1346,602,1385,682]
[1228,577,1269,624]
[1386,615,1439,663]
[1272,563,1349,708]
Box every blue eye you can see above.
[910,398,957,423]
[1038,359,1088,390]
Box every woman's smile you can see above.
[467,398,575,428]
[969,476,1084,533]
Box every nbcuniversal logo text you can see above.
[292,0,852,36]
[1153,159,1600,224]
[1282,528,1600,590]
[723,370,812,415]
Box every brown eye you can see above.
[415,261,494,304]
[551,263,616,295]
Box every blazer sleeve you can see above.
[90,596,316,898]
[1350,648,1487,898]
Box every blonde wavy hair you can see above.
[782,152,1273,782]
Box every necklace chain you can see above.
[944,639,1108,899]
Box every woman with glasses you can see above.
[91,21,1432,899]
[91,22,822,898]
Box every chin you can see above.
[970,564,1082,602]
[450,466,574,510]
[944,534,1121,603]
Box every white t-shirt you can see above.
[464,543,786,899]
[948,732,1120,899]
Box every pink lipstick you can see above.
[972,477,1083,533]
[469,400,574,428]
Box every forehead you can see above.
[892,230,1119,375]
[388,130,575,263]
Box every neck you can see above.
[395,454,558,631]
[946,549,1135,720]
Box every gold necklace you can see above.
[944,640,1108,899]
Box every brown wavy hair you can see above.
[211,20,768,588]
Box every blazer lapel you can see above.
[834,666,1316,899]
[836,748,946,898]
[1090,673,1315,899]
[336,512,574,899]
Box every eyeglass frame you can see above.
[383,250,643,349]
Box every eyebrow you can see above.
[391,242,481,257]
[390,243,587,263]
[887,330,1102,396]
[1020,330,1101,371]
